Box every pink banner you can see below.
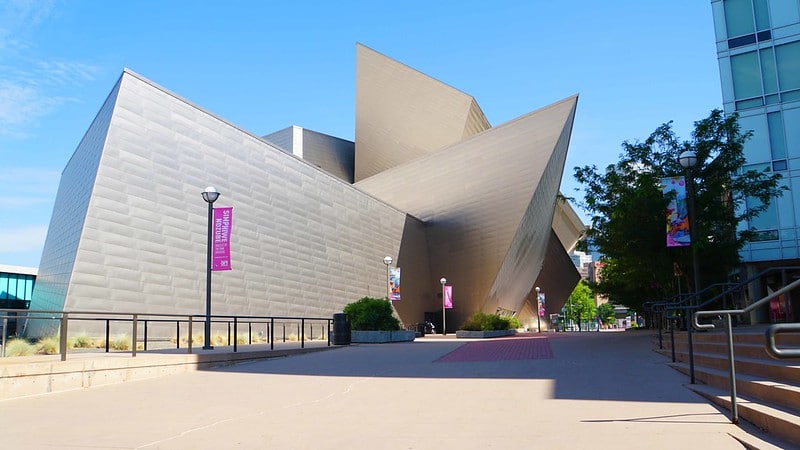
[212,207,232,271]
[444,285,453,309]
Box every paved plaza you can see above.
[0,331,777,449]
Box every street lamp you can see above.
[201,186,220,350]
[440,277,447,335]
[535,287,541,332]
[383,256,393,299]
[679,150,700,384]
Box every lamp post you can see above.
[535,286,541,332]
[383,256,393,299]
[440,277,447,335]
[679,150,700,384]
[201,186,220,350]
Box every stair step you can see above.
[668,362,800,412]
[664,350,800,386]
[686,382,800,449]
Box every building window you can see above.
[747,195,779,235]
[775,41,800,93]
[768,112,787,159]
[731,51,762,99]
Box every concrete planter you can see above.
[455,329,517,339]
[351,330,416,343]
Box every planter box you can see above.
[351,330,416,343]
[455,329,517,339]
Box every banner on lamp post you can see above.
[389,267,401,301]
[538,292,546,317]
[444,285,453,309]
[662,176,690,247]
[212,207,233,271]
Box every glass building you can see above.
[711,0,800,319]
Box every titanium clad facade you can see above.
[355,44,490,182]
[264,126,355,183]
[29,70,420,336]
[356,96,579,328]
[29,44,582,336]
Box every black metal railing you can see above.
[693,276,800,424]
[0,309,333,361]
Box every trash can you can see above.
[332,312,351,345]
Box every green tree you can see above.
[566,281,596,331]
[596,302,615,326]
[574,110,784,311]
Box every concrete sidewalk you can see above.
[0,331,779,449]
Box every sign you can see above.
[444,284,453,309]
[389,267,401,301]
[212,207,233,271]
[538,292,546,317]
[662,176,690,247]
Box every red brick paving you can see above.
[435,334,553,362]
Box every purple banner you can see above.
[212,207,233,271]
[444,285,453,309]
[389,267,401,301]
[538,292,546,317]
[662,176,690,247]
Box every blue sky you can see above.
[0,1,722,268]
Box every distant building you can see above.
[0,265,36,336]
[570,251,593,280]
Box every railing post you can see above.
[3,317,7,358]
[282,323,286,343]
[2,317,7,357]
[248,322,252,345]
[301,318,305,349]
[188,316,193,354]
[270,318,275,350]
[233,317,238,352]
[176,321,180,349]
[144,320,149,352]
[132,314,138,357]
[670,317,676,363]
[328,319,331,347]
[227,321,231,346]
[726,314,739,424]
[687,305,695,384]
[60,313,69,362]
[105,319,110,353]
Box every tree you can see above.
[574,110,784,312]
[596,302,615,326]
[566,281,596,331]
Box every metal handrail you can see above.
[766,323,800,359]
[0,308,333,361]
[692,276,800,424]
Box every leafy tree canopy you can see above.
[565,281,596,326]
[574,110,784,311]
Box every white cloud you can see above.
[0,225,48,253]
[0,168,60,207]
[0,1,98,137]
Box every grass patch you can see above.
[71,333,95,348]
[110,335,131,351]
[36,336,60,355]
[5,338,35,356]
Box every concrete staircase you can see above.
[656,327,800,449]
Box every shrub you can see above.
[343,297,401,331]
[36,336,60,354]
[71,333,94,348]
[110,335,131,351]
[5,338,35,356]
[460,312,512,331]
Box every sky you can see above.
[0,0,723,268]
